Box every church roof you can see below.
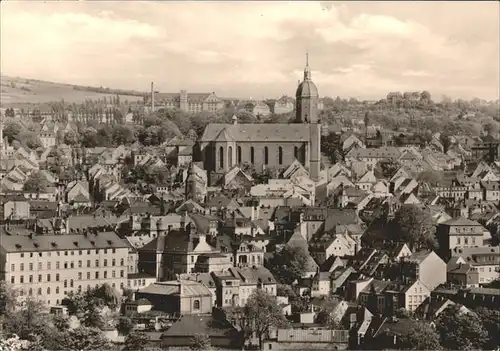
[200,123,311,142]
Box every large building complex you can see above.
[148,90,225,113]
[0,231,129,306]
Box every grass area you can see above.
[0,76,144,106]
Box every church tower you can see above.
[295,54,321,182]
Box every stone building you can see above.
[199,55,321,182]
[151,91,224,113]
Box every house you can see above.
[262,328,349,351]
[450,246,500,284]
[399,251,447,291]
[2,197,30,220]
[447,258,479,287]
[356,170,377,192]
[151,90,224,113]
[273,95,295,115]
[481,181,500,201]
[358,279,431,315]
[345,147,401,168]
[135,280,213,315]
[436,217,491,259]
[161,314,244,350]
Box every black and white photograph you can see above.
[0,1,499,350]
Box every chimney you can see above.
[151,82,155,112]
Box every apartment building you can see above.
[0,231,129,306]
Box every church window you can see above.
[228,146,233,168]
[219,147,224,169]
[237,146,242,164]
[264,147,269,165]
[250,147,255,164]
[294,146,298,159]
[278,147,283,165]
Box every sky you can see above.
[1,1,499,101]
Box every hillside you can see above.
[0,76,145,106]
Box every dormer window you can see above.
[73,241,79,247]
[90,241,96,246]
[15,244,22,249]
[33,243,39,248]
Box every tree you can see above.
[23,172,51,193]
[117,316,134,335]
[483,120,499,137]
[435,305,488,350]
[18,131,42,150]
[3,121,23,143]
[190,333,216,351]
[244,289,287,350]
[64,326,113,350]
[420,90,432,102]
[124,331,150,351]
[321,132,341,164]
[373,159,401,179]
[474,307,500,350]
[391,205,438,251]
[396,319,441,350]
[63,130,79,145]
[0,281,18,315]
[112,124,135,145]
[417,170,444,185]
[267,244,309,285]
[81,128,98,147]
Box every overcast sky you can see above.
[1,1,499,101]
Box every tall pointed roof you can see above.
[296,53,318,98]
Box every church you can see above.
[199,56,321,183]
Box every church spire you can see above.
[304,53,311,81]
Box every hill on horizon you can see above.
[0,75,146,107]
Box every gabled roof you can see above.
[201,123,311,143]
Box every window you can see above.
[112,271,116,278]
[56,262,60,269]
[56,274,60,282]
[56,287,59,294]
[20,276,24,283]
[79,250,82,255]
[219,146,224,169]
[47,287,50,295]
[104,249,107,254]
[237,146,242,164]
[11,277,15,284]
[38,288,42,296]
[193,300,200,310]
[70,262,74,269]
[20,253,24,258]
[87,272,91,280]
[294,146,298,159]
[38,274,42,282]
[120,259,124,266]
[11,264,15,272]
[464,237,469,245]
[29,263,33,271]
[39,252,42,257]
[65,251,68,256]
[228,146,233,168]
[29,275,33,283]
[472,237,476,244]
[78,272,82,280]
[47,274,51,282]
[112,248,116,254]
[47,262,51,270]
[71,251,74,256]
[38,262,42,270]
[70,279,74,288]
[278,146,283,165]
[20,263,24,271]
[20,289,24,296]
[87,260,91,268]
[87,250,91,255]
[95,260,99,267]
[191,256,194,263]
[29,288,33,296]
[264,146,269,165]
[120,270,124,278]
[250,147,255,164]
[103,259,107,267]
[457,237,461,245]
[64,280,67,288]
[112,259,116,266]
[104,271,108,279]
[78,261,82,268]
[95,272,99,279]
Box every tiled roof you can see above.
[140,280,212,297]
[443,217,483,226]
[0,231,128,252]
[200,123,311,142]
